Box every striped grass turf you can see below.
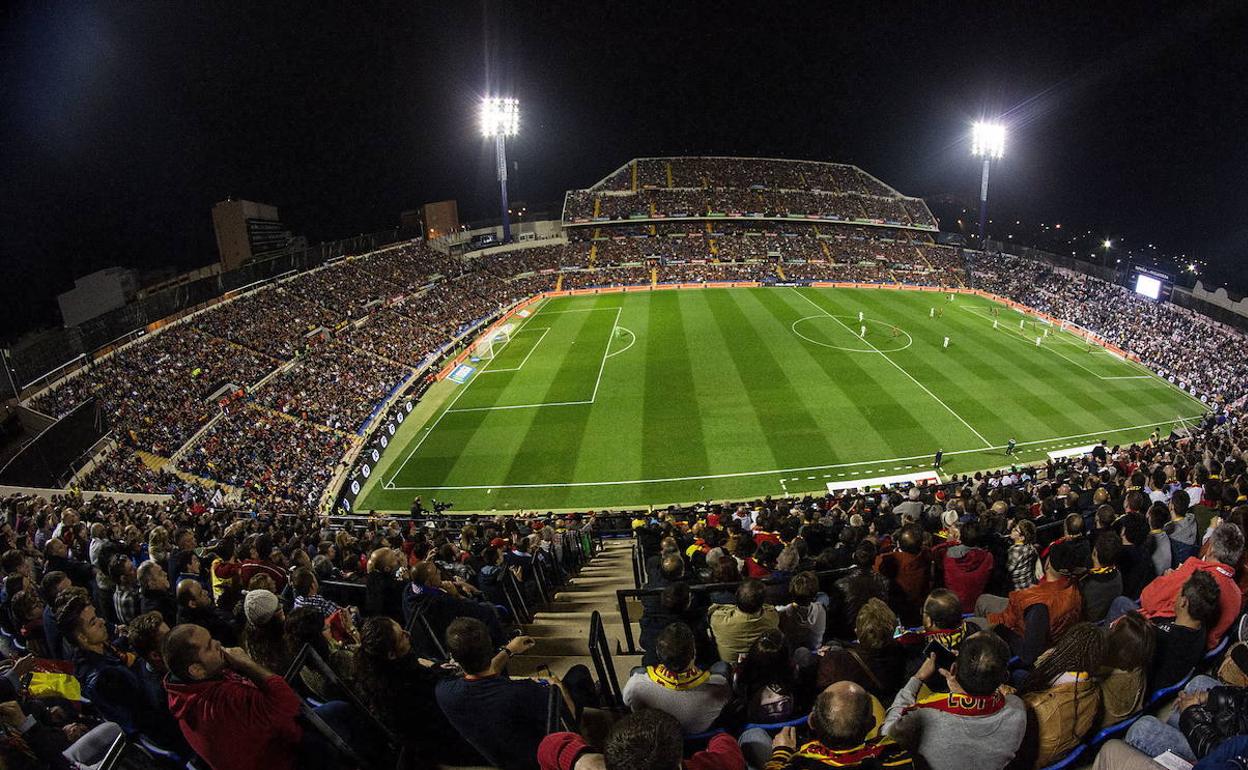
[354,287,1205,512]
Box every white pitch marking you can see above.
[791,288,993,449]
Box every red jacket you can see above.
[165,671,303,770]
[943,546,995,613]
[875,549,931,608]
[1140,557,1242,649]
[538,731,745,770]
[987,576,1082,641]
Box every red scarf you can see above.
[796,737,900,766]
[903,691,1007,718]
[645,664,710,691]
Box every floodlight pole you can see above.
[494,132,511,244]
[977,156,991,246]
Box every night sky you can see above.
[3,0,1246,339]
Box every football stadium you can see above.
[3,4,1248,770]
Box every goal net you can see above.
[473,323,514,359]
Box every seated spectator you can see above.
[1129,522,1244,649]
[622,621,732,733]
[1015,622,1105,769]
[882,631,1026,770]
[831,542,888,640]
[640,582,714,668]
[404,561,505,647]
[176,578,239,646]
[1145,503,1174,579]
[943,520,994,613]
[874,524,931,626]
[56,592,186,752]
[709,579,779,662]
[436,618,588,770]
[816,598,906,704]
[162,623,356,770]
[1081,531,1124,622]
[733,629,800,725]
[284,607,355,702]
[1123,674,1233,764]
[1097,612,1154,730]
[1167,490,1199,567]
[1006,520,1039,591]
[126,609,171,678]
[776,571,826,654]
[138,560,177,626]
[353,616,484,764]
[975,547,1083,666]
[241,589,290,673]
[1150,570,1220,690]
[43,539,93,588]
[39,571,71,658]
[290,567,342,620]
[0,658,125,770]
[109,554,141,625]
[749,681,916,770]
[538,708,746,770]
[897,589,973,680]
[1117,514,1155,600]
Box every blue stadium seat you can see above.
[1039,743,1086,770]
[1086,716,1140,752]
[742,713,810,733]
[1145,671,1195,710]
[1204,636,1229,661]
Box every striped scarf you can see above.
[645,664,710,690]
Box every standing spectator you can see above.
[1006,519,1039,591]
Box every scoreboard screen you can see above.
[1134,274,1162,300]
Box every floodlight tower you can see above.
[971,121,1006,246]
[480,97,519,244]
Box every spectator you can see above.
[874,524,930,626]
[435,618,581,770]
[538,708,746,770]
[733,629,800,725]
[748,681,915,770]
[162,623,356,770]
[623,621,732,733]
[976,547,1083,666]
[1016,622,1106,769]
[241,589,289,673]
[882,631,1026,770]
[1131,522,1244,648]
[176,578,239,646]
[708,579,779,662]
[290,567,342,620]
[775,571,826,654]
[108,554,140,625]
[1150,570,1221,690]
[816,598,906,703]
[942,519,995,613]
[1167,490,1199,567]
[138,560,177,626]
[1081,531,1124,622]
[1006,519,1038,591]
[1097,612,1155,730]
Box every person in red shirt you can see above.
[538,708,745,770]
[874,525,931,626]
[162,623,358,770]
[1135,522,1245,649]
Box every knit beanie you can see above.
[244,589,280,625]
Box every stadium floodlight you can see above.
[970,121,1006,246]
[481,97,519,244]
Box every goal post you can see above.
[474,323,514,360]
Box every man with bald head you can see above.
[754,681,915,769]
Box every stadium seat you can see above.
[1039,743,1086,770]
[742,713,811,733]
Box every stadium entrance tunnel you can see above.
[791,315,912,353]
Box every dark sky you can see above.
[3,0,1247,339]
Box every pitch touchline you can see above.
[790,288,995,449]
[384,414,1203,490]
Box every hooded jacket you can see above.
[164,670,303,770]
[942,545,994,614]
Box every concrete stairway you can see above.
[507,539,642,680]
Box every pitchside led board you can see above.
[1132,267,1172,301]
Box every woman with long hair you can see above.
[1097,611,1155,729]
[1017,622,1106,768]
[354,616,481,768]
[284,607,356,702]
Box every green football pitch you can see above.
[354,286,1206,512]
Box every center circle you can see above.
[791,315,913,353]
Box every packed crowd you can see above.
[590,158,896,197]
[0,490,595,770]
[972,254,1248,405]
[4,405,1248,770]
[254,341,410,433]
[29,327,279,455]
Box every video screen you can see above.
[1134,274,1162,300]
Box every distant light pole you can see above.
[480,97,519,243]
[971,121,1005,247]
